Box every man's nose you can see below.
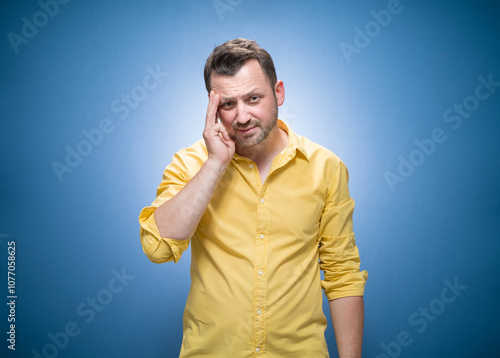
[235,102,251,124]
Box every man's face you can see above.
[210,59,284,149]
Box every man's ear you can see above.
[274,80,285,106]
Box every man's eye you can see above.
[250,96,259,102]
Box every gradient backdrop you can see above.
[1,0,499,357]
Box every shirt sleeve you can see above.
[318,160,368,301]
[138,148,201,264]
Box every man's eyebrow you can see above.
[220,88,262,102]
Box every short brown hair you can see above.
[203,38,277,92]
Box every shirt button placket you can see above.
[254,191,268,355]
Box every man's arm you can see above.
[329,296,364,358]
[317,160,367,357]
[154,90,235,240]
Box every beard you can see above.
[230,105,279,148]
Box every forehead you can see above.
[210,59,270,98]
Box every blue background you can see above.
[1,0,499,357]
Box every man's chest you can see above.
[198,163,329,250]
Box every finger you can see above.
[205,90,220,129]
[219,128,234,146]
[207,123,224,140]
[217,129,232,147]
[204,90,214,128]
[210,123,230,141]
[220,129,231,142]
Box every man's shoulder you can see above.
[170,139,207,161]
[295,132,342,167]
[177,139,208,158]
[166,139,208,173]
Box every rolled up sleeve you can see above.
[319,161,368,301]
[139,145,204,263]
[139,207,189,263]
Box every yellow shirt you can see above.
[139,120,367,358]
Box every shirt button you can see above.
[259,234,264,239]
[260,198,264,203]
[257,309,262,314]
[255,348,260,352]
[258,270,263,275]
[249,164,254,168]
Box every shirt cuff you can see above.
[319,232,368,300]
[322,270,368,301]
[139,207,189,263]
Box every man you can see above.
[139,38,368,358]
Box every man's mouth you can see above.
[237,126,257,133]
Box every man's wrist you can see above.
[205,156,231,177]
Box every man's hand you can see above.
[203,90,235,165]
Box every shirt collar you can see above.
[277,119,309,161]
